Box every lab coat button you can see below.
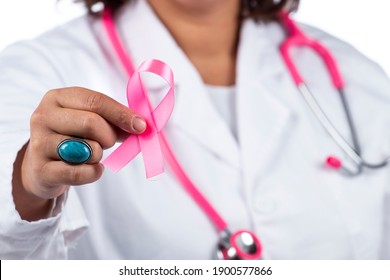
[254,198,276,214]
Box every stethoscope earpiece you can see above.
[217,230,262,260]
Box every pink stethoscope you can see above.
[279,12,390,175]
[101,9,389,260]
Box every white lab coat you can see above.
[0,0,389,259]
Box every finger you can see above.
[41,161,104,187]
[44,133,103,164]
[47,87,147,134]
[42,108,117,149]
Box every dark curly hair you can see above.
[78,0,300,20]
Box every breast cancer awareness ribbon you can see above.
[102,59,174,178]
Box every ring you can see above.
[57,138,92,165]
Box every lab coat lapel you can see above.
[117,0,240,168]
[236,20,293,187]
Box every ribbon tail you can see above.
[102,135,141,172]
[139,130,165,178]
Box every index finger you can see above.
[48,87,146,134]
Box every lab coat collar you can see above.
[115,0,291,171]
[235,20,293,186]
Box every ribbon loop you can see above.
[103,59,175,178]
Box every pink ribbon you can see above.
[102,59,175,178]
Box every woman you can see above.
[0,0,389,259]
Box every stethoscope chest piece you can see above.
[216,230,262,260]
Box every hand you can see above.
[13,87,146,220]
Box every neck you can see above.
[147,0,241,86]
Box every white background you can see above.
[1,0,390,75]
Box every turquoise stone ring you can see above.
[57,138,92,165]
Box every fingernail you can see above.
[132,117,146,133]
